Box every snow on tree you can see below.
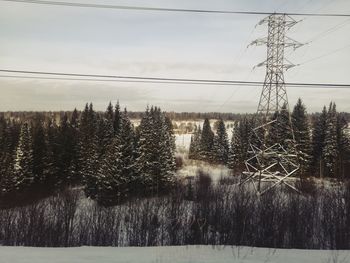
[311,106,327,177]
[188,126,201,160]
[228,116,251,170]
[113,101,121,136]
[292,98,312,174]
[323,102,339,177]
[13,122,34,191]
[80,103,100,199]
[199,118,214,162]
[213,119,229,164]
[135,106,176,195]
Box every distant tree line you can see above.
[0,111,245,123]
[0,102,176,206]
[189,99,350,178]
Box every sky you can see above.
[0,0,350,113]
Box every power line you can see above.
[2,0,350,17]
[1,69,350,88]
[0,75,261,86]
[300,43,350,65]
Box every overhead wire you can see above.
[0,69,350,88]
[2,0,350,17]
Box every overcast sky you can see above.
[1,0,350,113]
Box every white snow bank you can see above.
[0,245,348,263]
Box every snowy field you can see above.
[0,245,348,263]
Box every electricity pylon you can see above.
[241,14,303,195]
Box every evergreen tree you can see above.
[292,98,312,174]
[228,116,251,170]
[67,108,81,185]
[0,117,14,195]
[213,119,229,164]
[336,112,350,178]
[80,103,99,198]
[323,103,339,177]
[113,101,121,135]
[105,101,114,122]
[199,118,214,162]
[43,119,58,190]
[311,106,327,177]
[32,114,50,187]
[13,122,34,191]
[188,126,201,160]
[268,104,293,150]
[160,115,176,183]
[97,136,126,205]
[136,106,175,195]
[95,109,143,204]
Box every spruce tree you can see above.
[336,112,350,178]
[160,115,176,183]
[136,106,176,195]
[200,118,214,162]
[188,126,201,160]
[323,102,339,177]
[114,101,121,135]
[0,117,14,195]
[67,108,81,185]
[228,116,251,170]
[13,122,34,191]
[268,104,293,150]
[80,103,99,198]
[97,136,126,205]
[292,98,312,175]
[311,106,327,177]
[213,119,229,164]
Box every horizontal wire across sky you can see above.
[1,69,350,88]
[2,0,350,17]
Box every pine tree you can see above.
[323,102,339,177]
[228,116,251,170]
[114,101,121,135]
[136,106,176,195]
[0,117,14,195]
[188,126,201,160]
[80,103,99,198]
[67,108,81,185]
[13,122,34,191]
[200,118,214,162]
[160,115,176,183]
[97,136,126,205]
[32,114,50,188]
[311,106,327,177]
[292,98,312,175]
[268,104,293,150]
[336,112,350,178]
[213,119,229,164]
[105,101,114,122]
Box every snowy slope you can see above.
[0,245,348,263]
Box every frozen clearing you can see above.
[0,245,348,263]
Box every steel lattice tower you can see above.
[241,14,303,195]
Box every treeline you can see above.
[189,99,350,178]
[0,102,176,207]
[1,174,350,249]
[1,111,244,123]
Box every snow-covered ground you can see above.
[0,245,348,263]
[177,160,232,181]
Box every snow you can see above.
[0,245,348,263]
[175,134,192,150]
[177,160,232,182]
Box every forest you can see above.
[0,102,176,207]
[0,99,350,249]
[189,99,350,178]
